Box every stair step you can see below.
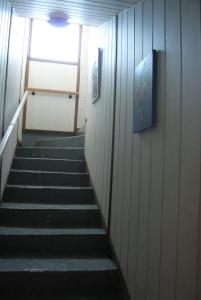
[0,203,102,227]
[0,257,117,271]
[0,227,109,256]
[1,293,126,300]
[16,146,84,160]
[12,157,86,173]
[8,169,90,187]
[0,258,119,292]
[35,135,85,148]
[0,142,129,299]
[4,185,94,204]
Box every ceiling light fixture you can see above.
[48,12,70,27]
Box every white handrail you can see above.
[0,91,28,159]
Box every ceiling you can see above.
[9,0,137,26]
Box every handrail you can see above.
[0,91,28,159]
[27,87,79,96]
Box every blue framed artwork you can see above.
[92,47,102,103]
[133,50,157,133]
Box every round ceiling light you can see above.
[48,12,70,27]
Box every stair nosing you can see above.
[0,203,98,210]
[0,258,117,272]
[14,157,85,162]
[36,135,85,142]
[10,169,89,175]
[0,227,106,236]
[16,147,84,150]
[6,184,93,190]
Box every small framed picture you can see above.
[92,47,102,103]
[133,50,157,133]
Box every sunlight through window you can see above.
[30,20,80,63]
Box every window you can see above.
[30,20,80,63]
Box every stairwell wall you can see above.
[85,18,116,226]
[85,0,201,299]
[0,2,29,197]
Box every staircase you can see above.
[0,135,129,299]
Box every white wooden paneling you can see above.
[77,26,90,129]
[176,0,201,299]
[18,18,30,143]
[0,3,28,196]
[0,0,11,136]
[85,1,201,300]
[3,13,27,131]
[85,19,116,225]
[146,0,165,298]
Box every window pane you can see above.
[30,20,80,63]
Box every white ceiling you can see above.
[9,0,137,26]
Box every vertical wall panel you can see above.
[176,0,201,299]
[0,0,11,137]
[135,1,153,299]
[85,18,116,226]
[120,6,134,277]
[126,3,142,298]
[85,0,201,299]
[110,13,122,243]
[114,9,128,258]
[78,26,90,129]
[3,12,27,131]
[146,0,165,299]
[159,0,181,298]
[0,3,28,196]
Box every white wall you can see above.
[25,62,77,132]
[18,18,30,143]
[85,20,116,225]
[0,4,29,196]
[77,26,91,130]
[85,1,201,299]
[26,92,76,132]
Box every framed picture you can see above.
[133,50,157,133]
[92,47,102,103]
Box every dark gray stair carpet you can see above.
[0,226,109,257]
[4,185,94,204]
[12,157,87,173]
[8,169,90,187]
[0,203,102,228]
[0,257,117,271]
[0,141,130,300]
[1,295,125,300]
[16,146,85,160]
[35,135,85,148]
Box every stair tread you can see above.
[0,227,106,235]
[1,203,98,210]
[16,146,84,150]
[10,169,88,175]
[1,293,123,300]
[14,157,85,162]
[0,258,117,272]
[0,144,128,297]
[36,135,85,142]
[6,184,93,190]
